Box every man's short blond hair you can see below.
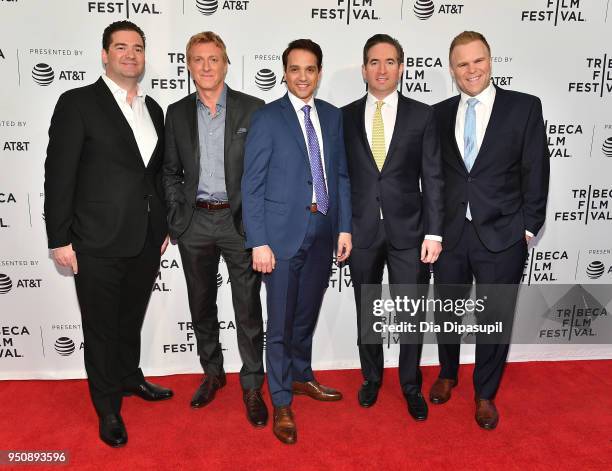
[186,31,230,64]
[449,31,491,62]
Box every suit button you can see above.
[375,197,380,202]
[378,176,382,181]
[467,177,473,182]
[306,206,310,210]
[307,180,312,185]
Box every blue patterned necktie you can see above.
[302,105,329,214]
[463,97,479,172]
[464,97,478,220]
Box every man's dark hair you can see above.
[102,21,146,51]
[363,34,404,66]
[282,39,323,70]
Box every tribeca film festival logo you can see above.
[195,0,250,15]
[163,320,234,354]
[412,0,464,20]
[150,52,191,92]
[401,56,442,94]
[329,256,352,292]
[568,55,612,97]
[554,186,612,223]
[546,121,583,158]
[521,0,585,25]
[0,326,30,359]
[310,0,380,23]
[153,258,180,293]
[87,1,161,15]
[522,249,572,284]
[0,192,16,230]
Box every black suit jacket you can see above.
[44,77,168,257]
[342,92,444,250]
[433,86,549,252]
[163,86,264,239]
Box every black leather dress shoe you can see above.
[358,380,380,408]
[190,374,226,408]
[99,414,127,448]
[243,389,269,427]
[123,381,174,401]
[404,392,428,421]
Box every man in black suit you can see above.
[44,21,173,448]
[162,32,267,427]
[342,34,444,420]
[431,31,549,429]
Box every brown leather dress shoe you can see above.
[292,380,343,401]
[429,378,457,404]
[273,406,297,445]
[475,399,499,430]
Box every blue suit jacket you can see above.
[242,93,352,260]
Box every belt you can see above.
[310,203,318,213]
[196,200,230,210]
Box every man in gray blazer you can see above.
[163,31,267,427]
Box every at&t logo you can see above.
[255,69,276,91]
[54,337,76,356]
[32,63,86,87]
[412,0,463,20]
[0,274,12,294]
[196,0,249,15]
[602,137,612,157]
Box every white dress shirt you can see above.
[365,91,441,241]
[101,74,158,167]
[287,91,328,203]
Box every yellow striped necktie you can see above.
[371,100,386,171]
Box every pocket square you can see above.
[236,128,247,134]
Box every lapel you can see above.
[144,96,162,169]
[315,98,333,178]
[470,85,503,173]
[184,93,200,171]
[384,92,407,172]
[223,86,238,167]
[355,96,379,173]
[279,94,310,166]
[446,94,467,174]
[93,77,143,167]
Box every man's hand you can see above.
[252,245,276,273]
[337,232,352,263]
[525,234,533,243]
[421,240,442,263]
[52,244,78,274]
[161,235,170,255]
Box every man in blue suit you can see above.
[242,39,352,445]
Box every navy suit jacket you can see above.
[342,92,444,250]
[433,86,549,252]
[242,93,352,260]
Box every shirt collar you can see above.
[459,82,495,108]
[288,91,315,114]
[196,83,228,110]
[366,90,398,109]
[101,74,145,100]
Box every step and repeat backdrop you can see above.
[1,0,611,379]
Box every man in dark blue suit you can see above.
[431,31,549,430]
[242,39,352,445]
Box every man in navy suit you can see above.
[342,34,444,419]
[242,39,352,444]
[431,31,549,430]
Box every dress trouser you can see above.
[264,211,333,407]
[74,221,160,417]
[433,221,527,400]
[350,219,430,395]
[177,207,264,390]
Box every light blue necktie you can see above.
[463,97,479,220]
[302,105,329,214]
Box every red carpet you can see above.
[1,361,611,470]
